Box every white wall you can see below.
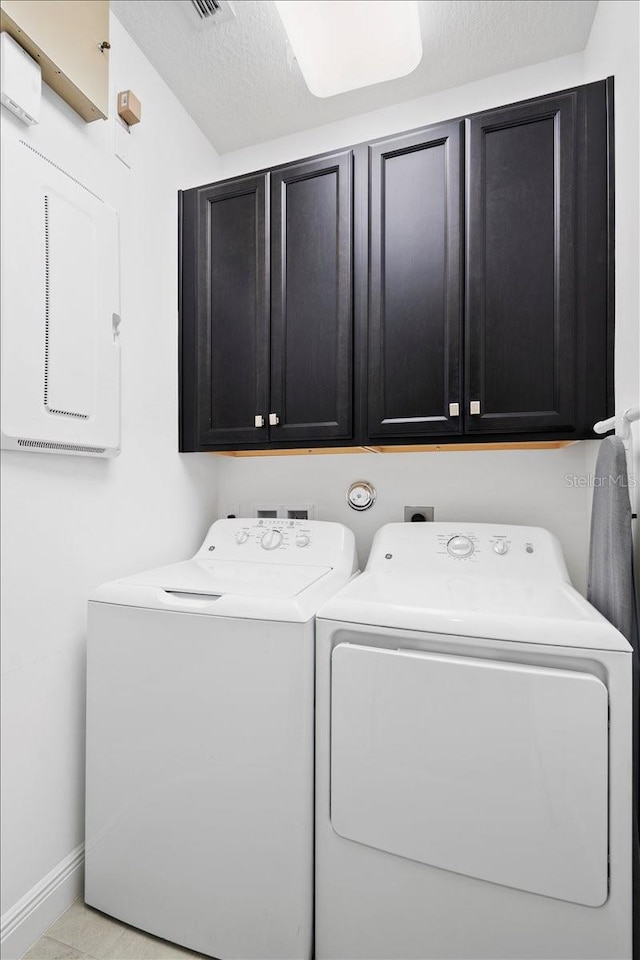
[217,445,598,585]
[0,13,221,950]
[215,2,640,587]
[217,51,587,178]
[583,0,640,522]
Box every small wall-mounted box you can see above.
[117,89,141,126]
[0,30,41,124]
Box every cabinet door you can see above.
[270,152,353,443]
[181,174,270,448]
[367,123,463,440]
[466,93,577,433]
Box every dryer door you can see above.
[330,643,608,906]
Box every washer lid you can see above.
[121,559,331,598]
[318,570,631,651]
[89,557,357,622]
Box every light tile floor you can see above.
[22,899,214,960]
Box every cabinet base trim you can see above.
[365,441,579,453]
[212,441,579,457]
[213,445,371,457]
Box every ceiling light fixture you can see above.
[273,0,422,99]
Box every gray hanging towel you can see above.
[587,435,635,641]
[587,434,640,960]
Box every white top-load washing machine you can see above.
[315,522,633,960]
[85,518,357,960]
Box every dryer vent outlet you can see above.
[404,506,435,523]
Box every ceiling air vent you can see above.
[180,0,235,28]
[192,0,220,18]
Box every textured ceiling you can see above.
[110,0,599,154]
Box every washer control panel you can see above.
[195,518,355,568]
[367,522,569,582]
[229,518,314,552]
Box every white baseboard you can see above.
[0,844,85,960]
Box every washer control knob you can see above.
[296,533,310,548]
[235,530,249,544]
[261,529,283,551]
[447,535,474,559]
[493,540,508,555]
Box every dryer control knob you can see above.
[261,529,283,551]
[493,540,509,555]
[235,530,249,544]
[296,534,310,548]
[447,535,474,558]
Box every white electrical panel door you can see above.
[331,643,609,907]
[1,136,120,457]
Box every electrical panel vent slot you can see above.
[19,140,104,202]
[17,438,106,454]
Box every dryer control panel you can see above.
[367,522,570,582]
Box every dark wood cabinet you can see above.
[367,122,463,439]
[180,79,613,453]
[180,174,269,449]
[465,93,578,434]
[270,152,353,442]
[180,154,353,450]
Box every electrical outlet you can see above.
[404,506,434,523]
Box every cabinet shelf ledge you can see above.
[210,440,579,457]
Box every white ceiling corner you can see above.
[109,0,599,155]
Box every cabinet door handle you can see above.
[449,402,460,417]
[470,401,481,415]
[254,415,265,427]
[269,413,280,426]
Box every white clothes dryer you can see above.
[315,522,633,960]
[85,518,357,960]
